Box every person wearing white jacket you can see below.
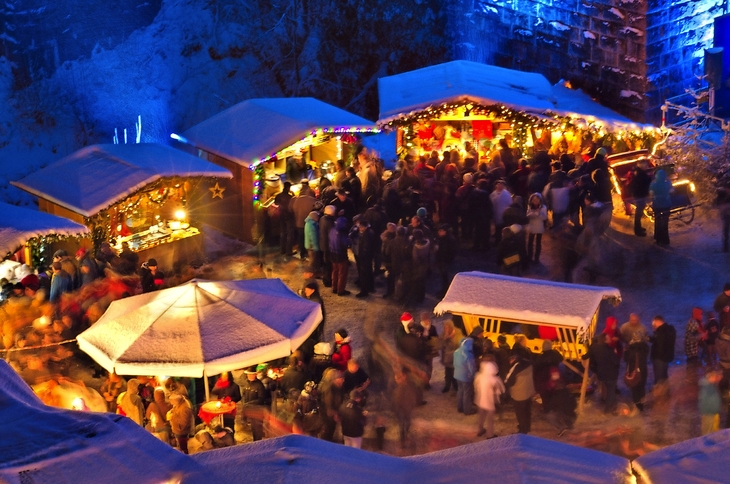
[526,192,548,263]
[474,360,505,438]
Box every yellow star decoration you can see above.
[209,182,225,199]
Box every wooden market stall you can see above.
[0,201,90,267]
[172,97,378,243]
[434,271,621,413]
[11,143,232,271]
[377,60,659,163]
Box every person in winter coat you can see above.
[716,325,730,391]
[119,378,146,426]
[455,173,475,241]
[629,158,652,236]
[685,308,704,364]
[440,320,464,393]
[329,217,351,296]
[582,333,620,413]
[292,192,317,260]
[241,367,267,441]
[434,224,457,297]
[320,368,345,441]
[139,258,165,293]
[490,179,513,245]
[650,315,676,386]
[497,227,522,276]
[526,193,548,263]
[145,388,171,444]
[620,313,649,346]
[624,331,649,411]
[408,229,430,304]
[542,176,571,227]
[453,338,477,415]
[211,371,242,429]
[650,168,673,246]
[471,180,492,251]
[506,354,535,433]
[49,261,74,303]
[474,360,505,438]
[319,206,337,287]
[168,393,193,454]
[352,220,376,298]
[420,313,439,388]
[533,340,563,409]
[705,312,720,365]
[603,316,623,359]
[75,248,99,287]
[392,370,422,448]
[339,389,367,448]
[713,283,730,314]
[397,322,427,366]
[304,211,321,273]
[544,376,577,436]
[699,370,722,435]
[385,226,410,300]
[331,329,352,371]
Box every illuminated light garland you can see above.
[247,126,380,171]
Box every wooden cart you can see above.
[434,272,621,413]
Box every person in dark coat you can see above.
[628,158,652,236]
[650,315,676,387]
[319,205,337,288]
[352,219,376,298]
[302,279,326,343]
[139,258,165,293]
[434,224,457,297]
[624,331,649,411]
[387,226,410,300]
[241,367,267,441]
[333,189,356,225]
[343,358,371,397]
[392,370,422,448]
[279,355,311,397]
[533,340,564,410]
[650,169,673,246]
[275,181,295,256]
[471,179,492,251]
[338,389,367,448]
[505,354,535,434]
[319,369,345,442]
[397,322,427,365]
[329,216,351,296]
[497,227,522,276]
[582,333,620,413]
[363,200,387,274]
[342,167,363,212]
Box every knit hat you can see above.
[401,312,414,332]
[75,247,87,258]
[308,211,320,221]
[53,249,67,259]
[324,205,337,216]
[21,274,40,292]
[147,258,158,267]
[416,207,427,218]
[462,173,474,184]
[386,222,397,232]
[692,307,703,321]
[335,328,348,340]
[596,147,607,157]
[396,226,407,236]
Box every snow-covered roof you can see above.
[0,360,207,484]
[0,202,89,255]
[77,278,323,377]
[408,434,632,483]
[633,429,730,483]
[179,98,377,167]
[551,81,645,129]
[378,61,647,131]
[193,434,632,483]
[378,60,556,124]
[11,143,232,217]
[434,272,621,332]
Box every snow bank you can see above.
[76,278,323,377]
[434,271,621,332]
[0,202,89,256]
[11,143,231,217]
[179,98,376,167]
[0,360,207,484]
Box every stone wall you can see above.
[450,0,724,123]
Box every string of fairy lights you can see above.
[248,126,380,207]
[380,100,663,154]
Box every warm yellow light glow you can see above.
[174,210,186,220]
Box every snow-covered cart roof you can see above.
[0,202,89,256]
[434,272,621,333]
[177,98,377,167]
[378,60,649,131]
[11,143,232,217]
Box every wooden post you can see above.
[203,369,210,402]
[579,358,590,414]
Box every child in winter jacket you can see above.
[526,193,548,263]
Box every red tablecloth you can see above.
[198,400,237,425]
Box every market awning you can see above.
[0,202,89,256]
[176,97,377,167]
[377,60,652,131]
[434,271,621,333]
[11,143,232,218]
[77,278,323,377]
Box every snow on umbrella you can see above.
[0,360,207,484]
[77,278,322,381]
